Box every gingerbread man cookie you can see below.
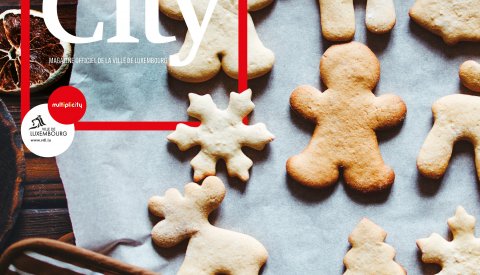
[417,206,480,274]
[168,89,274,182]
[160,0,275,82]
[417,94,480,180]
[344,218,405,275]
[287,42,406,192]
[320,0,396,41]
[409,0,480,45]
[149,176,268,275]
[460,60,480,93]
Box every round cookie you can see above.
[460,60,480,93]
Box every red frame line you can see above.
[20,0,249,130]
[238,0,249,125]
[238,0,248,93]
[20,0,30,119]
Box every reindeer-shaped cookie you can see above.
[148,176,268,274]
[160,0,275,83]
[417,95,480,180]
[418,63,480,180]
[320,0,396,41]
[287,42,406,192]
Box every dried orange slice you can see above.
[0,9,71,93]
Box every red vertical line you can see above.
[238,0,249,124]
[20,0,31,121]
[238,0,248,92]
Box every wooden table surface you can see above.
[1,0,77,250]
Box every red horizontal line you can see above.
[75,121,200,131]
[21,0,249,131]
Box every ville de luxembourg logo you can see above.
[21,104,75,158]
[28,115,47,130]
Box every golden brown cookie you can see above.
[287,42,406,192]
[149,176,268,274]
[409,0,480,45]
[460,60,480,93]
[319,0,396,41]
[344,218,406,275]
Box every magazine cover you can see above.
[0,0,479,274]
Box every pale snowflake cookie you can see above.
[168,89,274,182]
[417,206,480,274]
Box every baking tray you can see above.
[56,0,480,273]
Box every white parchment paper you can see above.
[56,0,480,274]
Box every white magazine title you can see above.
[42,0,218,66]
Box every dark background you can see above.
[0,0,77,250]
